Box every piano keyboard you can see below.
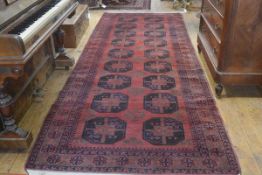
[9,0,72,46]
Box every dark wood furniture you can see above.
[62,4,89,48]
[197,0,262,96]
[0,0,78,151]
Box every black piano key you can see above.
[8,0,62,35]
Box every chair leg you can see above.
[98,0,107,8]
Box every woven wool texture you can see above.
[26,13,240,174]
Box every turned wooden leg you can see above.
[0,87,32,150]
[54,27,75,70]
[0,89,27,138]
[33,88,45,103]
[98,0,106,8]
[197,44,201,53]
[215,84,223,98]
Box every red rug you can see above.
[26,13,240,174]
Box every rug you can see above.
[102,0,151,10]
[26,13,240,174]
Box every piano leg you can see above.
[0,87,32,150]
[54,27,75,70]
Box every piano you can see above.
[0,0,79,150]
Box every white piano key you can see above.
[19,0,71,44]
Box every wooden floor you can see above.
[1,1,262,175]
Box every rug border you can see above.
[172,13,242,175]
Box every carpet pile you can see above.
[26,13,240,174]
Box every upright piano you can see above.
[0,0,79,150]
